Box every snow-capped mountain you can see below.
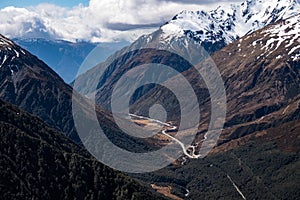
[74,0,300,108]
[158,0,299,48]
[131,15,300,123]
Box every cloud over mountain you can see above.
[0,0,243,42]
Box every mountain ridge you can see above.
[160,0,300,47]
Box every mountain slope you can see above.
[214,14,300,127]
[132,14,300,145]
[0,34,161,155]
[133,119,300,199]
[0,99,167,200]
[0,34,81,141]
[74,0,300,111]
[130,15,300,199]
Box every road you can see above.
[129,114,201,159]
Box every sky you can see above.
[0,0,89,8]
[0,0,244,42]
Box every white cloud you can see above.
[0,0,243,42]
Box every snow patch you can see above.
[13,49,19,57]
[259,15,300,59]
[160,0,300,46]
[289,45,300,55]
[0,55,8,68]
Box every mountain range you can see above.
[72,0,300,198]
[0,0,299,199]
[131,13,300,199]
[13,38,129,83]
[74,0,300,110]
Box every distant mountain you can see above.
[0,98,167,200]
[14,38,129,83]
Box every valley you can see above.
[0,0,299,199]
[130,114,202,159]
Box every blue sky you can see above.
[0,0,89,8]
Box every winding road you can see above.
[129,114,201,159]
[130,114,248,199]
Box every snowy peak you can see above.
[160,0,300,45]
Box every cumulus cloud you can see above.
[0,0,243,42]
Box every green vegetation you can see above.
[0,99,167,200]
[133,134,300,199]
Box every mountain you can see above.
[0,33,163,159]
[0,98,167,200]
[14,38,129,83]
[73,8,300,199]
[70,1,300,197]
[160,0,299,50]
[1,0,299,198]
[0,34,81,141]
[131,15,300,199]
[131,13,300,145]
[0,34,168,198]
[74,0,300,110]
[133,13,300,126]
